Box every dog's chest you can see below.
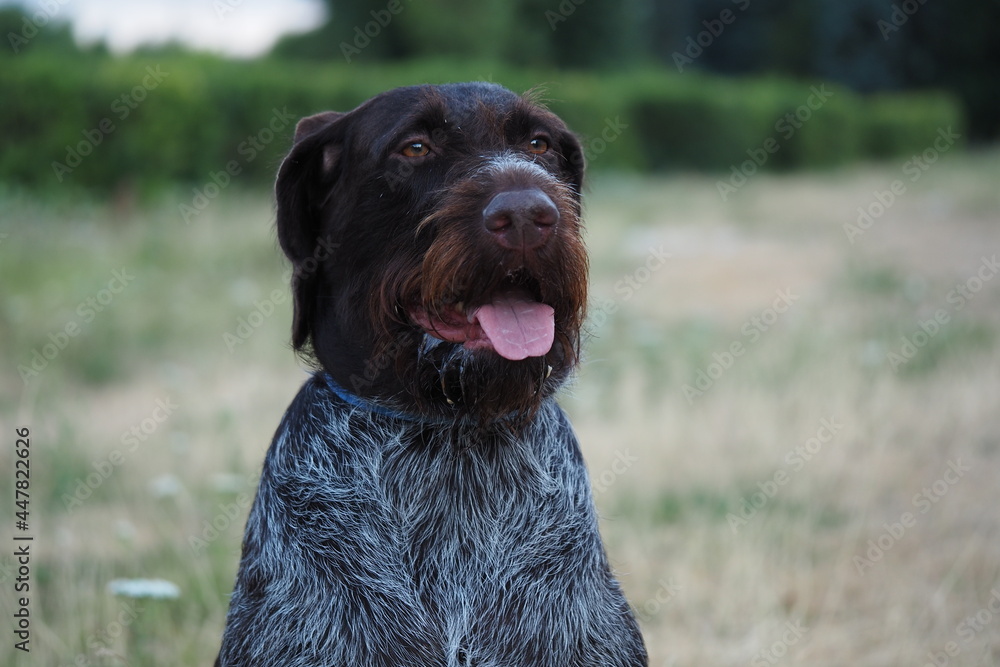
[252,393,645,664]
[373,423,593,637]
[380,424,572,571]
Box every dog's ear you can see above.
[292,111,344,144]
[276,110,348,349]
[277,110,347,260]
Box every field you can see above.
[2,148,999,666]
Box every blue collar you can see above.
[320,373,450,424]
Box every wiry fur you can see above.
[216,82,647,666]
[218,376,645,666]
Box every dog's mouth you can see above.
[408,283,555,362]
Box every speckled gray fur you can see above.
[217,375,646,666]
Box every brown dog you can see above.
[216,82,647,667]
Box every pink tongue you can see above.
[473,294,555,361]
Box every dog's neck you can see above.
[318,370,552,434]
[321,372,448,424]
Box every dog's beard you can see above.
[412,334,561,424]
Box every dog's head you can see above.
[276,82,587,423]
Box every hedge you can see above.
[0,52,965,191]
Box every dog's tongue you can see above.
[473,293,554,361]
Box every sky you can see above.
[5,0,326,57]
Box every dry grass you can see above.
[576,153,1000,666]
[1,149,999,666]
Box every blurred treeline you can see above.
[286,0,999,139]
[1,0,996,193]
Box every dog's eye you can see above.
[401,141,430,158]
[528,137,549,155]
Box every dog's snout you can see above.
[482,189,559,251]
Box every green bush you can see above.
[862,93,966,159]
[628,74,781,171]
[780,85,865,169]
[0,52,966,192]
[625,76,960,173]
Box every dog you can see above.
[215,82,648,666]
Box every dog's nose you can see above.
[482,189,559,251]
